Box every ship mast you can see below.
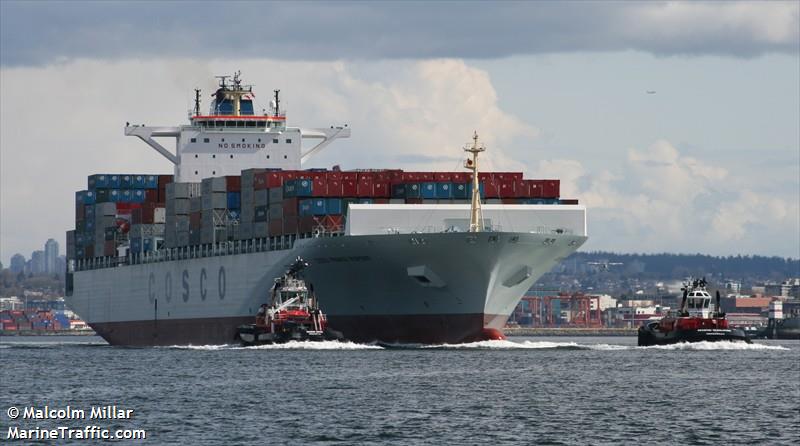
[464,131,485,232]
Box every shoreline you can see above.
[0,330,97,337]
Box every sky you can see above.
[0,1,798,265]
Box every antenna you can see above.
[464,131,486,232]
[215,75,229,88]
[194,88,201,116]
[273,89,281,116]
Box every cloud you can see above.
[1,1,798,66]
[531,141,799,256]
[0,58,533,263]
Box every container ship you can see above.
[64,73,587,346]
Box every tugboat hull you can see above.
[638,324,751,347]
[237,324,344,346]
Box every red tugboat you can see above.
[237,258,344,345]
[638,278,751,347]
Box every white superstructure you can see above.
[124,72,350,182]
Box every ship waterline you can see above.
[69,231,586,345]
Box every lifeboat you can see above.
[638,278,751,346]
[237,257,344,345]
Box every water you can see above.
[1,335,798,445]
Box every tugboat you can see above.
[237,258,344,345]
[638,278,751,346]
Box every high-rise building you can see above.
[30,250,45,275]
[45,239,59,274]
[9,254,26,273]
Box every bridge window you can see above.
[190,138,197,143]
[286,139,292,144]
[203,138,210,143]
[272,139,279,144]
[246,122,256,128]
[257,122,266,128]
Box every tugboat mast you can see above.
[464,131,485,232]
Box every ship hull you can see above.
[637,326,751,346]
[67,231,586,345]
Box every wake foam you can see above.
[167,340,383,351]
[380,339,630,351]
[641,341,789,351]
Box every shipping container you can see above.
[326,180,343,197]
[253,221,269,238]
[88,174,111,189]
[342,180,357,196]
[541,180,560,198]
[356,178,374,197]
[268,219,283,236]
[227,192,241,209]
[268,187,284,203]
[434,172,453,182]
[253,189,269,207]
[421,182,437,199]
[452,183,468,199]
[283,217,298,234]
[497,179,515,198]
[120,175,134,189]
[373,182,391,198]
[435,183,452,199]
[391,184,407,198]
[225,176,241,192]
[283,179,314,197]
[283,197,299,217]
[76,190,96,205]
[406,183,421,199]
[326,198,343,215]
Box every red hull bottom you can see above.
[90,313,509,346]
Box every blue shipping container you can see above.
[108,175,121,188]
[131,189,146,203]
[405,183,421,199]
[435,183,452,199]
[120,190,132,203]
[109,189,121,203]
[84,204,96,219]
[452,183,469,199]
[227,192,241,209]
[391,184,407,198]
[143,238,153,252]
[76,190,96,205]
[421,182,437,199]
[133,175,146,189]
[311,199,327,216]
[326,198,343,215]
[130,237,142,253]
[299,199,314,216]
[283,179,313,197]
[88,174,110,189]
[120,175,134,189]
[145,175,158,189]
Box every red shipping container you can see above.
[514,180,530,198]
[268,219,283,236]
[225,176,241,192]
[326,179,343,197]
[253,172,269,190]
[417,172,435,181]
[294,171,312,180]
[282,198,299,217]
[541,180,560,198]
[312,178,327,196]
[389,171,406,184]
[158,174,173,186]
[342,172,358,181]
[145,189,158,202]
[327,171,343,181]
[483,181,500,198]
[189,211,201,229]
[528,180,544,198]
[494,172,524,181]
[103,241,115,256]
[478,172,494,183]
[434,172,453,182]
[283,217,298,234]
[373,198,390,204]
[342,180,357,197]
[323,215,344,232]
[308,172,327,181]
[451,172,468,183]
[357,171,375,181]
[299,216,316,233]
[373,182,390,198]
[497,179,515,198]
[357,178,374,197]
